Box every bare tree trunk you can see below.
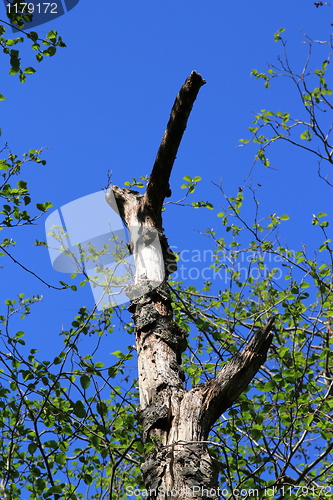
[106,72,274,499]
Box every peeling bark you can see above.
[106,72,274,499]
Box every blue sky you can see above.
[1,0,332,359]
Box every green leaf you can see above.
[274,28,285,41]
[111,350,125,359]
[0,160,9,170]
[55,453,67,466]
[300,130,312,141]
[43,46,57,57]
[0,94,6,101]
[47,30,58,40]
[73,400,86,418]
[80,375,90,389]
[83,474,93,485]
[6,39,17,47]
[36,202,52,211]
[27,31,38,42]
[24,66,36,74]
[17,180,27,189]
[97,402,108,417]
[28,442,37,454]
[305,414,314,426]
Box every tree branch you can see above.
[201,317,274,433]
[144,71,206,219]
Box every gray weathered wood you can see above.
[106,72,274,499]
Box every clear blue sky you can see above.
[1,0,332,359]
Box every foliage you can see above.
[240,28,333,184]
[0,3,65,96]
[0,147,49,232]
[0,304,141,500]
[171,189,333,498]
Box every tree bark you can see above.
[105,72,274,499]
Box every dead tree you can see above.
[106,71,274,499]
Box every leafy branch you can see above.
[0,2,66,93]
[240,25,333,182]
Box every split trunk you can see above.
[106,72,274,499]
